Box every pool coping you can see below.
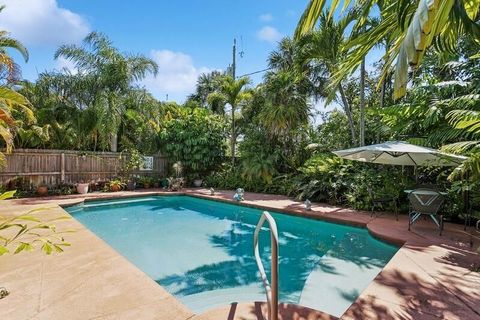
[1,188,479,320]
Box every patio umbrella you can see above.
[333,141,469,225]
[332,141,466,167]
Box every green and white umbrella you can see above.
[333,141,466,167]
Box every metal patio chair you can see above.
[408,188,445,235]
[367,185,399,220]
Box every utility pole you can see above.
[231,38,236,166]
[232,38,236,79]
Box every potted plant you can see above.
[126,176,137,191]
[108,179,125,192]
[139,176,154,189]
[167,162,185,191]
[76,181,89,194]
[36,182,48,196]
[167,177,184,191]
[121,149,143,191]
[191,173,203,187]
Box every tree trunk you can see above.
[380,77,386,108]
[231,104,235,166]
[338,84,356,145]
[110,133,118,152]
[359,57,366,147]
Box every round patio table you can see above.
[404,189,447,195]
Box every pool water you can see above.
[67,196,398,317]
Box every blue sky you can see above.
[0,0,312,103]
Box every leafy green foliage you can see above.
[120,148,143,180]
[291,153,414,211]
[295,0,480,99]
[14,33,159,153]
[138,176,156,188]
[0,191,72,256]
[206,75,252,164]
[159,107,227,176]
[204,164,296,195]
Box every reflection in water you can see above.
[156,198,397,303]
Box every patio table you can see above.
[404,189,447,195]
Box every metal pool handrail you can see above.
[253,211,279,320]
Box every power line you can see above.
[237,67,272,78]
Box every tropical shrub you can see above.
[291,153,354,204]
[204,166,254,191]
[159,107,227,177]
[344,165,410,211]
[290,153,415,212]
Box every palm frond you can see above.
[295,0,329,39]
[441,140,480,153]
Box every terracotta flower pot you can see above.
[110,184,121,192]
[36,186,48,196]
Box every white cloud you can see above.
[142,49,214,102]
[259,13,273,22]
[257,26,283,44]
[0,0,90,46]
[55,56,78,74]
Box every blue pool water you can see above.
[66,196,398,316]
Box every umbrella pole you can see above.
[464,171,471,231]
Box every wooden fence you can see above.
[0,149,168,186]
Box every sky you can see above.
[0,0,314,103]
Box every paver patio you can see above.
[0,189,479,320]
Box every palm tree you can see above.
[261,70,310,138]
[0,31,28,84]
[190,71,225,110]
[207,76,251,165]
[0,14,32,165]
[296,0,480,99]
[298,11,358,144]
[54,32,158,151]
[270,37,329,99]
[0,6,28,84]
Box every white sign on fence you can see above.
[140,156,154,171]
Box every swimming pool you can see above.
[66,195,398,317]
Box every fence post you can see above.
[61,153,65,182]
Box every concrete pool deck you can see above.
[0,188,479,320]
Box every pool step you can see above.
[190,302,337,320]
[179,286,265,313]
